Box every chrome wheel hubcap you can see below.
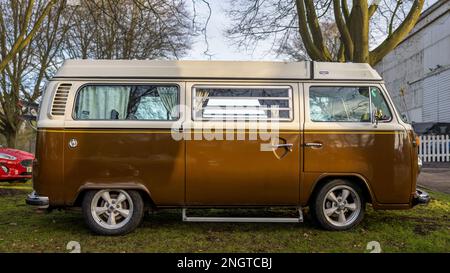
[91,190,133,230]
[322,185,361,227]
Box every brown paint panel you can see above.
[62,130,185,205]
[33,131,65,205]
[303,131,413,204]
[186,133,301,205]
[33,129,417,209]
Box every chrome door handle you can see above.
[271,143,293,152]
[304,142,323,148]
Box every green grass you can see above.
[0,182,448,253]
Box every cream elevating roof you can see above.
[53,60,382,81]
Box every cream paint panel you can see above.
[314,62,382,81]
[37,81,64,128]
[54,60,383,81]
[184,82,302,131]
[55,60,311,80]
[40,79,403,132]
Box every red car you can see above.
[0,147,34,182]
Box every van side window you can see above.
[309,86,370,122]
[192,86,293,121]
[370,87,392,121]
[74,85,179,120]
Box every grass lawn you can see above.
[0,182,448,253]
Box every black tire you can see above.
[82,189,144,235]
[310,179,365,231]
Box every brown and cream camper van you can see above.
[26,60,429,235]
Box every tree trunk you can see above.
[350,0,369,63]
[5,129,17,148]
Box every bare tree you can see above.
[0,0,204,147]
[63,0,195,60]
[278,21,341,61]
[227,0,425,65]
[0,0,67,147]
[0,0,56,72]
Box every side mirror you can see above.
[372,109,383,126]
[375,109,383,120]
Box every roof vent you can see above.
[51,83,71,116]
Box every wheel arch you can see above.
[73,183,155,208]
[307,174,375,206]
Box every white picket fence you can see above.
[419,135,450,162]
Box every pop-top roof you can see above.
[53,60,382,81]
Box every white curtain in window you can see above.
[195,89,209,110]
[157,86,178,119]
[193,89,209,119]
[77,86,131,119]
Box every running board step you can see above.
[182,208,303,223]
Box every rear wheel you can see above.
[310,179,365,231]
[82,189,144,235]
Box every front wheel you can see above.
[310,179,365,231]
[82,189,144,235]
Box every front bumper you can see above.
[26,191,49,208]
[412,188,430,206]
[0,174,32,182]
[0,161,32,181]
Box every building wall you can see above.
[375,1,450,123]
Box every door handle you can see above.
[271,143,293,152]
[172,127,184,133]
[304,142,323,148]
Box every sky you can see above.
[183,0,439,61]
[183,0,283,61]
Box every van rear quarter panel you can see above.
[62,129,185,206]
[33,130,65,205]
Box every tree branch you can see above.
[337,41,345,62]
[304,0,332,61]
[0,0,56,72]
[341,0,350,22]
[388,0,402,36]
[369,0,381,18]
[370,0,424,65]
[295,0,327,61]
[0,0,35,70]
[333,0,353,61]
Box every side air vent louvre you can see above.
[51,83,71,116]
